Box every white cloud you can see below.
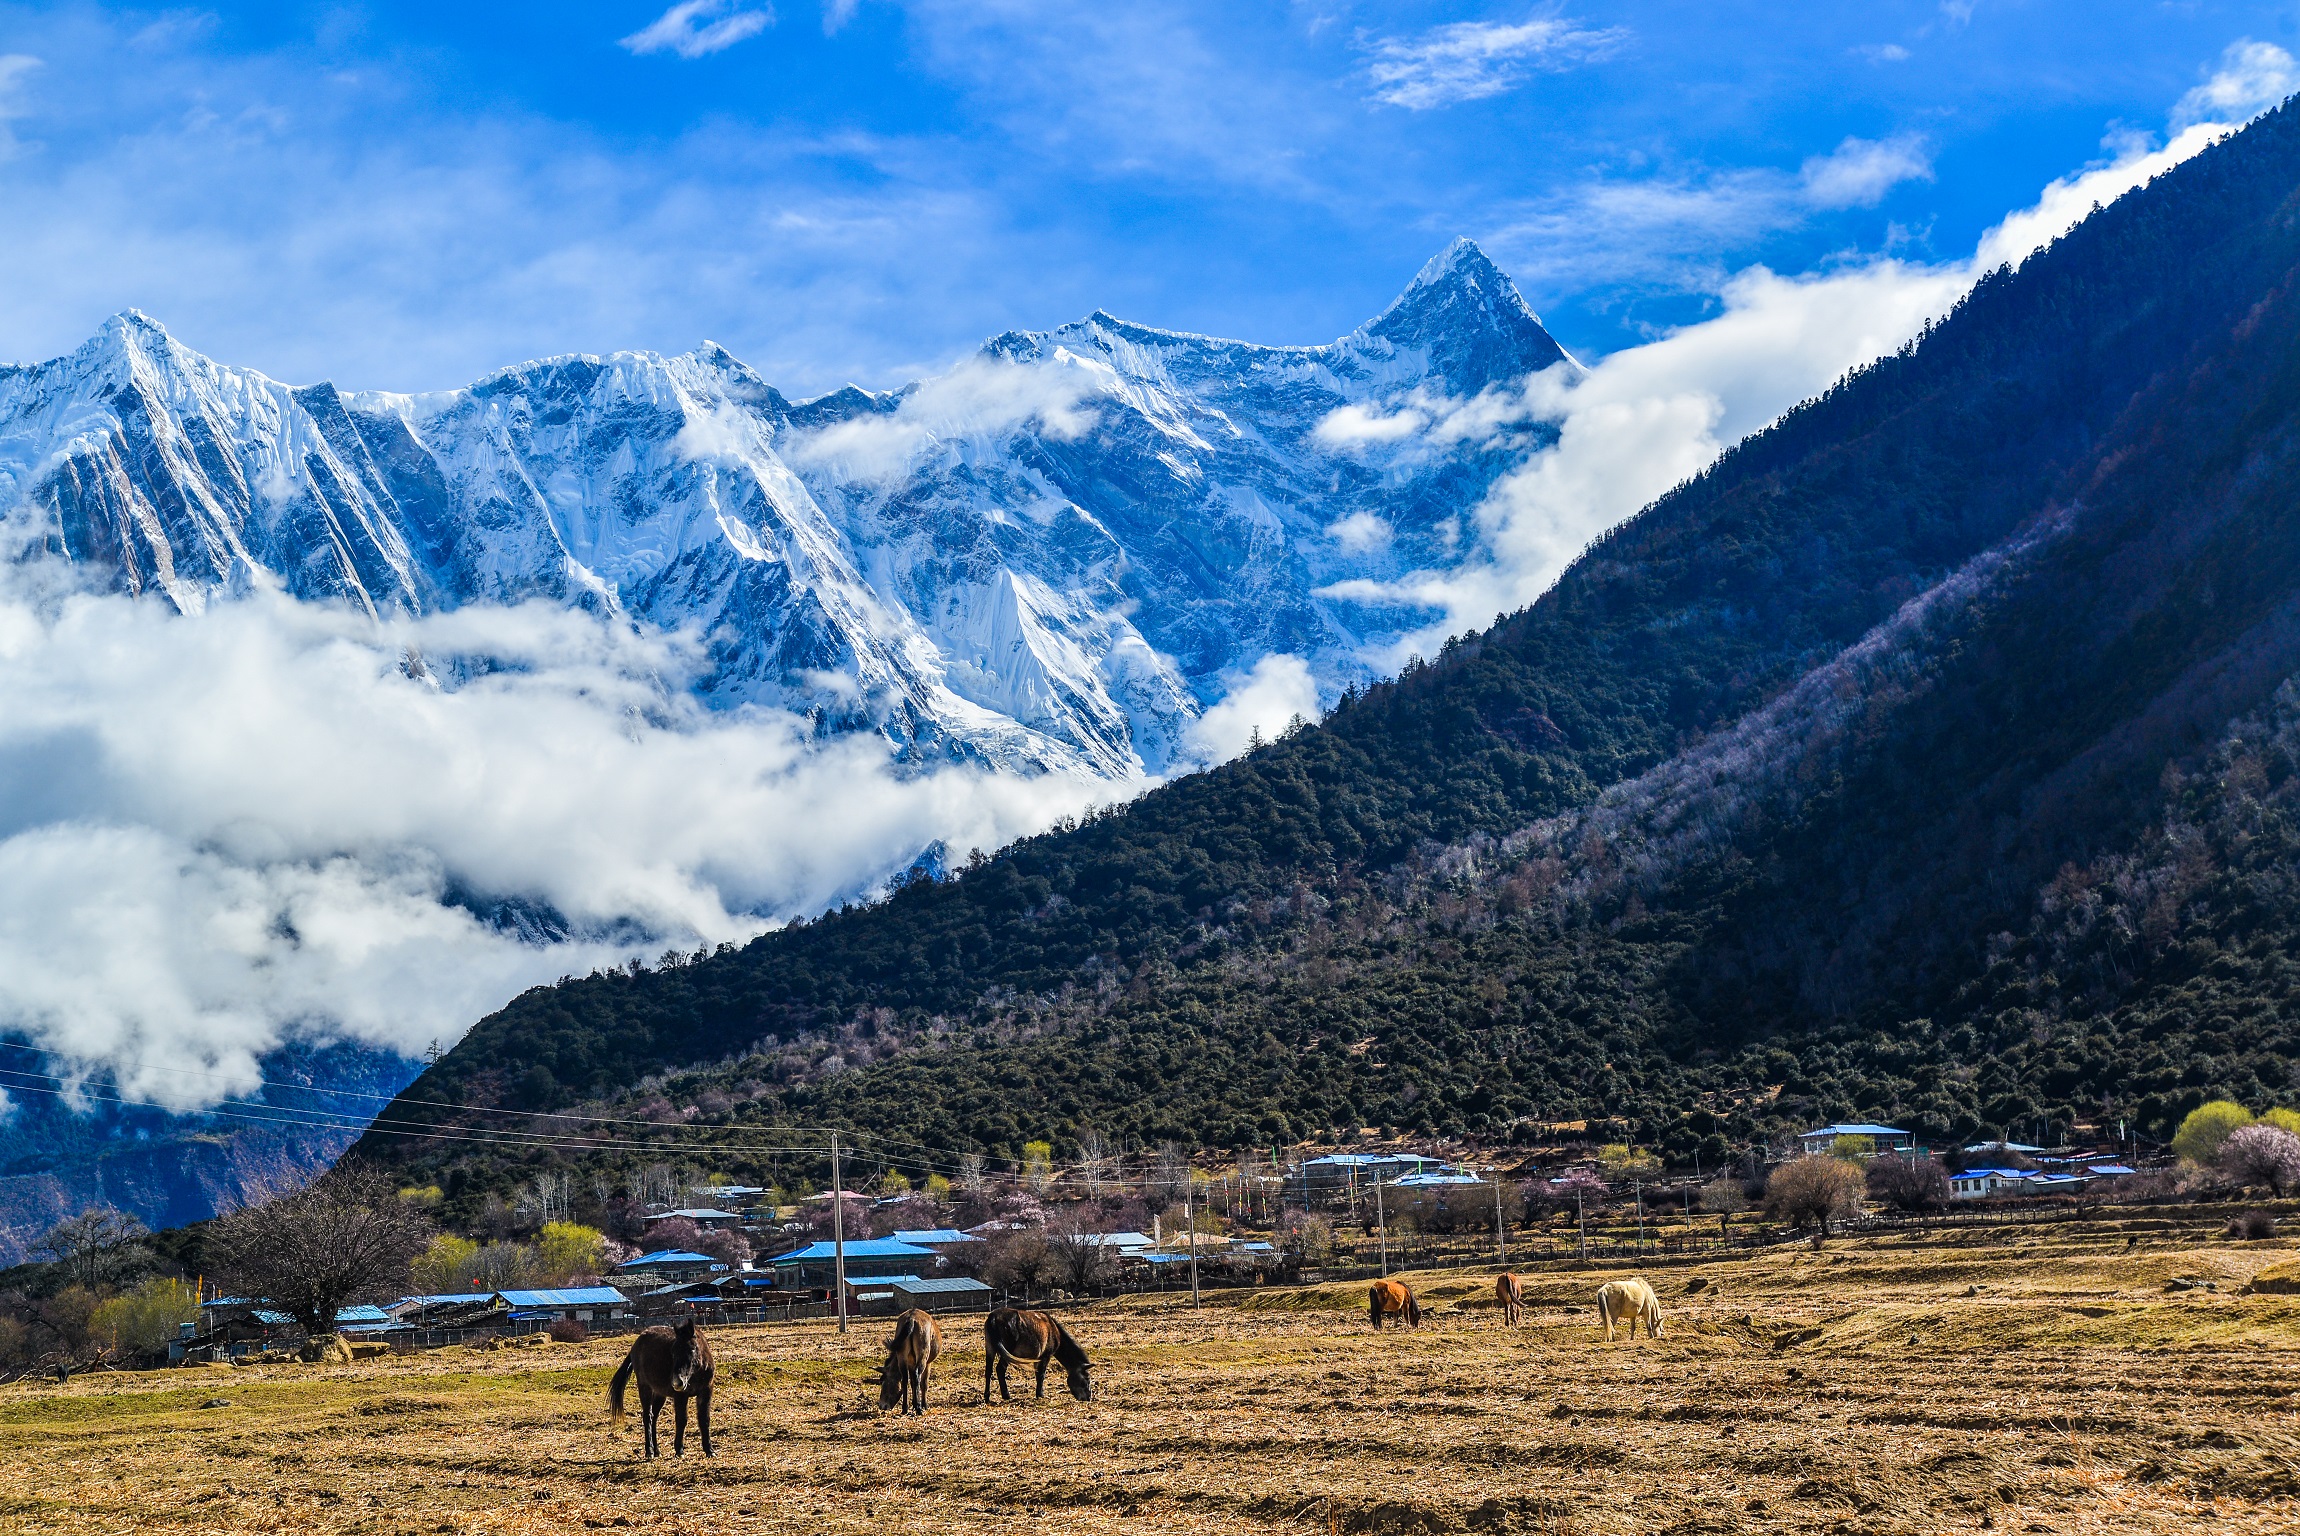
[1366,13,1626,111]
[0,565,1105,1111]
[1854,43,1911,63]
[823,0,862,32]
[782,350,1115,482]
[1799,134,1933,208]
[1313,401,1428,447]
[620,0,775,59]
[1183,654,1320,763]
[2172,40,2299,130]
[1345,91,2256,660]
[1326,510,1393,553]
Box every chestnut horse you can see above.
[1495,1272,1525,1327]
[1368,1279,1422,1329]
[982,1307,1093,1402]
[878,1307,941,1415]
[609,1320,715,1457]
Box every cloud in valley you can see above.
[0,561,1108,1111]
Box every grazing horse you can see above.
[879,1308,941,1415]
[1495,1272,1525,1327]
[1595,1278,1665,1342]
[982,1308,1093,1403]
[1368,1279,1422,1329]
[609,1320,715,1457]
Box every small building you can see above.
[1797,1123,1916,1157]
[1300,1153,1447,1193]
[614,1249,729,1285]
[889,1276,994,1313]
[1070,1231,1156,1258]
[890,1228,987,1254]
[1393,1171,1484,1187]
[768,1237,941,1290]
[495,1287,633,1324]
[644,1208,747,1232]
[388,1292,499,1326]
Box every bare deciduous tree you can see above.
[958,1152,988,1196]
[1149,1143,1192,1205]
[1078,1129,1112,1200]
[203,1162,434,1340]
[35,1209,150,1291]
[1762,1156,1866,1239]
[1044,1219,1115,1295]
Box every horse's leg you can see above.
[672,1393,688,1457]
[642,1392,662,1457]
[698,1385,713,1456]
[1034,1354,1050,1398]
[994,1349,1011,1401]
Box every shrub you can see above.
[1827,1135,1876,1164]
[2263,1108,2300,1138]
[1697,1178,1749,1215]
[1865,1155,1950,1212]
[2227,1209,2279,1239]
[545,1317,589,1343]
[2172,1101,2255,1165]
[1762,1156,1866,1237]
[2219,1124,2300,1195]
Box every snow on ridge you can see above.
[2,244,1571,780]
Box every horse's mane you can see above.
[1050,1317,1088,1368]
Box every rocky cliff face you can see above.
[1,238,1570,778]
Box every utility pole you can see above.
[1636,1184,1647,1251]
[831,1131,848,1335]
[1376,1173,1389,1278]
[1185,1176,1201,1309]
[1576,1188,1588,1262]
[1493,1167,1506,1263]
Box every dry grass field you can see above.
[9,1223,2300,1535]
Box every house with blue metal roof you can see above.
[643,1208,748,1231]
[1797,1123,1915,1156]
[496,1287,632,1322]
[768,1237,939,1288]
[891,1228,985,1250]
[613,1249,728,1283]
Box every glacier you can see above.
[0,239,1574,779]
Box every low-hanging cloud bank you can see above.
[0,559,1110,1112]
[1328,48,2289,657]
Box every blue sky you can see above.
[0,1,2295,395]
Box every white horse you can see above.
[1595,1278,1665,1342]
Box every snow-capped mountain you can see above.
[0,239,1571,776]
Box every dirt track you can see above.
[6,1228,2299,1534]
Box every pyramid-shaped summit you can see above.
[1359,238,1573,388]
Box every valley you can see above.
[12,1225,2300,1535]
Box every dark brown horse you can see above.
[1368,1279,1422,1329]
[878,1308,941,1414]
[982,1307,1093,1403]
[1495,1272,1525,1327]
[609,1319,715,1457]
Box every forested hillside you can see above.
[356,101,2300,1202]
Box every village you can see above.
[148,1106,2252,1371]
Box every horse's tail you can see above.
[608,1344,637,1430]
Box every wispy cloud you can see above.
[2172,39,2299,130]
[0,53,40,158]
[1485,134,1931,295]
[1853,43,1910,63]
[620,0,774,59]
[1800,134,1933,208]
[1365,12,1626,111]
[822,0,862,33]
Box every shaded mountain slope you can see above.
[357,103,2300,1187]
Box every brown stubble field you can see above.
[7,1226,2300,1536]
